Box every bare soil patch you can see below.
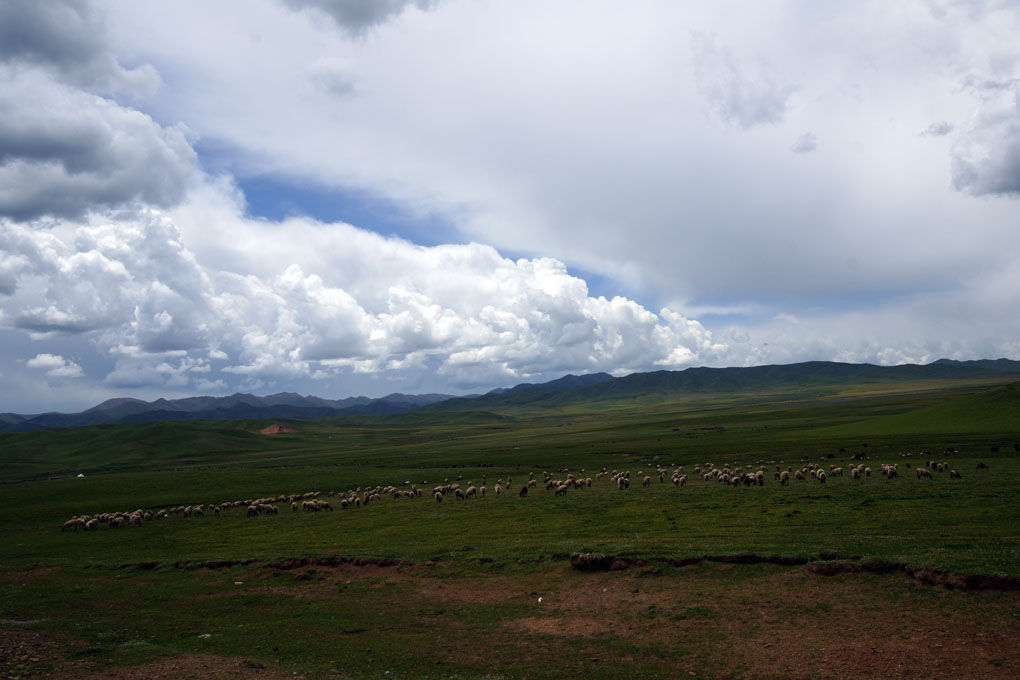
[1,628,295,680]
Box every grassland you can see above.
[1,375,1019,678]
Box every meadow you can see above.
[1,375,1019,678]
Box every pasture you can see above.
[2,377,1019,678]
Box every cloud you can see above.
[0,0,159,94]
[691,31,797,129]
[2,187,729,392]
[0,68,197,221]
[922,121,954,137]
[6,1,1020,412]
[951,81,1020,196]
[281,0,439,36]
[26,352,83,378]
[308,58,357,97]
[790,133,817,154]
[0,1,194,222]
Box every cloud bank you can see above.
[0,186,728,401]
[3,0,1020,413]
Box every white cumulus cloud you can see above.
[26,352,83,378]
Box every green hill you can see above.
[818,380,1020,436]
[425,360,1020,414]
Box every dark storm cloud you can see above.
[0,70,196,221]
[282,0,440,35]
[0,0,158,93]
[0,0,194,222]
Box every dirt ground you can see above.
[3,559,1019,679]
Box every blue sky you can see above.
[1,0,1019,413]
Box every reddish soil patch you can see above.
[0,566,64,583]
[508,616,614,638]
[257,424,297,435]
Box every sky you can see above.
[2,0,1020,414]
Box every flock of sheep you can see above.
[59,453,978,532]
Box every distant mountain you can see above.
[422,359,1020,413]
[0,391,458,433]
[930,358,1020,373]
[4,360,1020,433]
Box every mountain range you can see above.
[0,391,456,433]
[2,358,1018,433]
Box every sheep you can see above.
[85,518,99,531]
[494,484,502,496]
[780,470,790,485]
[61,518,79,531]
[434,491,443,502]
[817,470,827,484]
[643,476,651,487]
[950,469,962,479]
[916,467,933,480]
[519,485,528,498]
[464,486,477,499]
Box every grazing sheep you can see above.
[434,491,443,502]
[950,469,962,479]
[916,467,932,480]
[495,484,502,495]
[85,518,99,531]
[780,470,790,485]
[61,519,79,531]
[519,485,528,498]
[643,476,651,487]
[817,470,827,484]
[465,486,477,499]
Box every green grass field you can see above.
[2,376,1019,678]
